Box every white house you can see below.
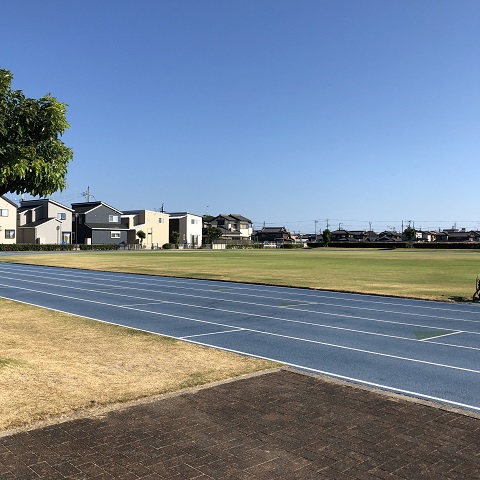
[168,212,203,247]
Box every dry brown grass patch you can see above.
[0,298,276,432]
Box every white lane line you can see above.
[2,277,480,352]
[181,339,480,413]
[3,263,480,319]
[181,329,244,339]
[1,283,480,375]
[419,331,463,342]
[2,270,480,340]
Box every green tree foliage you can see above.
[403,226,417,241]
[0,69,73,197]
[322,228,331,246]
[204,225,223,244]
[171,230,180,247]
[136,230,146,244]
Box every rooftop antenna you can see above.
[82,186,96,202]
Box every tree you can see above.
[136,230,146,244]
[322,228,331,246]
[0,69,73,197]
[403,226,417,242]
[171,230,180,248]
[204,225,223,244]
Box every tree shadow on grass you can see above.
[448,296,479,303]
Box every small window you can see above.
[57,213,66,220]
[109,215,119,223]
[5,230,15,239]
[191,219,198,225]
[111,231,121,238]
[0,209,9,217]
[159,218,164,223]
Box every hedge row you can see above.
[78,244,120,251]
[0,244,75,251]
[0,244,120,251]
[307,241,480,250]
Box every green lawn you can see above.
[2,248,480,301]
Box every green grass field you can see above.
[2,248,480,301]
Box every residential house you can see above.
[415,231,437,242]
[255,227,291,244]
[208,214,253,242]
[331,229,378,242]
[71,201,128,245]
[376,230,403,242]
[442,228,480,243]
[0,196,18,244]
[17,199,73,244]
[330,229,349,242]
[168,212,203,247]
[121,210,169,248]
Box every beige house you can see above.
[121,210,169,248]
[0,196,18,244]
[17,199,73,244]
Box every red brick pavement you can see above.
[1,369,479,479]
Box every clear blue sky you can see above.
[3,1,479,233]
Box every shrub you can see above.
[162,243,173,249]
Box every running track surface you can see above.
[0,262,479,413]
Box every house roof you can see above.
[168,212,201,218]
[71,201,122,215]
[0,196,18,208]
[214,214,252,224]
[17,204,42,213]
[19,198,73,212]
[84,223,129,230]
[18,218,61,228]
[258,227,288,233]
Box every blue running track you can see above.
[0,263,479,412]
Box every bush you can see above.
[0,244,75,251]
[162,243,173,249]
[282,243,304,249]
[78,244,120,251]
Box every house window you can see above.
[111,231,121,238]
[109,215,119,223]
[57,213,66,220]
[5,230,15,239]
[191,219,198,225]
[159,218,164,223]
[0,209,8,217]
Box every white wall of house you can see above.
[0,196,17,244]
[170,212,203,247]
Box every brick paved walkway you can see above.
[1,369,479,479]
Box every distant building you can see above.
[17,199,72,244]
[208,214,253,242]
[71,201,128,245]
[0,196,18,244]
[168,212,203,247]
[122,209,169,248]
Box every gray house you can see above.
[71,201,128,245]
[17,199,73,244]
